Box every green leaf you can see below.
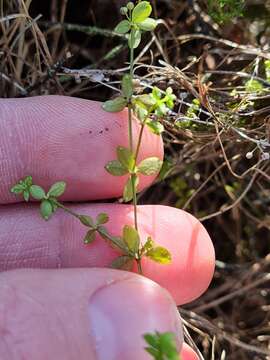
[121,74,133,99]
[10,184,24,194]
[24,176,33,187]
[23,190,30,202]
[98,226,129,253]
[30,185,46,200]
[141,236,154,254]
[144,332,179,360]
[138,18,157,31]
[105,160,128,176]
[102,97,127,112]
[135,106,148,122]
[79,215,95,227]
[51,199,58,212]
[47,181,66,198]
[144,333,159,348]
[117,146,135,172]
[84,229,96,244]
[123,177,133,202]
[40,200,53,220]
[132,1,152,23]
[123,225,140,254]
[128,29,141,49]
[96,213,109,225]
[159,333,179,359]
[144,347,159,358]
[136,94,156,107]
[114,19,130,34]
[111,255,134,271]
[123,175,139,202]
[146,246,172,264]
[146,119,164,135]
[138,157,163,176]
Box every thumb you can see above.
[0,268,183,360]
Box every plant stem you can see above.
[134,123,145,163]
[136,259,143,275]
[53,199,128,254]
[128,28,135,152]
[128,105,133,151]
[128,27,139,232]
[53,199,82,220]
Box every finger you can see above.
[0,96,163,204]
[0,204,215,305]
[0,268,183,360]
[180,344,200,360]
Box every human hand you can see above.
[0,96,215,359]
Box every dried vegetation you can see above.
[0,0,270,358]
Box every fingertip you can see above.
[0,268,182,360]
[180,343,200,360]
[138,206,215,304]
[0,96,163,203]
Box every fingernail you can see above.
[88,276,183,360]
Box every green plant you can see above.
[144,332,180,360]
[207,0,245,23]
[10,2,180,357]
[10,1,175,275]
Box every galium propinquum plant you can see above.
[11,0,176,275]
[10,2,180,359]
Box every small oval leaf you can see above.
[117,146,135,171]
[138,18,157,31]
[128,29,141,49]
[105,160,128,176]
[138,157,162,176]
[121,74,133,99]
[84,229,96,244]
[132,1,152,23]
[79,215,95,227]
[114,19,130,34]
[102,97,127,112]
[146,246,172,264]
[40,200,53,221]
[48,181,66,198]
[10,184,24,194]
[96,213,109,225]
[146,119,164,135]
[30,185,46,200]
[123,225,140,254]
[23,190,30,202]
[123,175,139,202]
[111,255,134,271]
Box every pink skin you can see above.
[0,96,215,359]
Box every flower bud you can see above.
[127,2,134,10]
[120,6,128,15]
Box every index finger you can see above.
[0,96,163,204]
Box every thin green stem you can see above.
[128,28,135,152]
[128,27,139,233]
[129,29,135,77]
[134,123,145,163]
[136,259,143,275]
[128,105,133,151]
[131,173,138,229]
[131,123,146,231]
[52,199,82,220]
